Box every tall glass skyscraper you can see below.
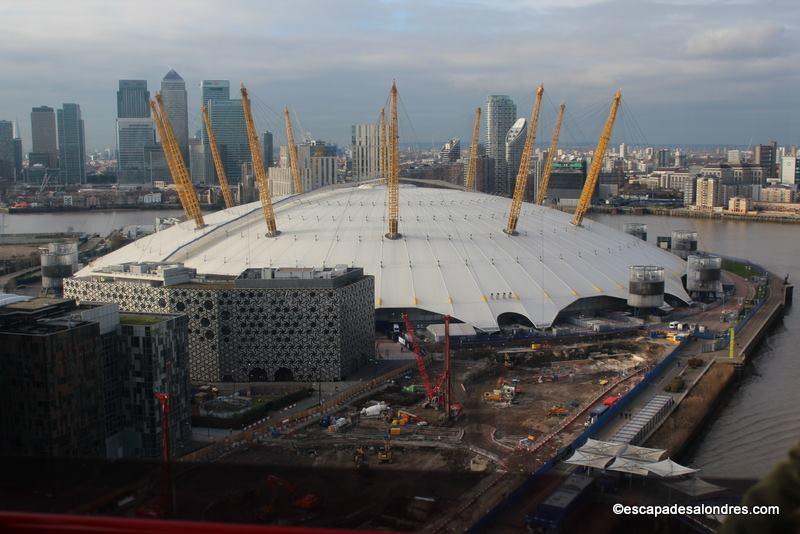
[160,70,189,164]
[206,99,249,185]
[116,118,156,183]
[486,95,516,196]
[30,106,58,168]
[57,104,86,184]
[117,80,150,118]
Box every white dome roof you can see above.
[77,183,689,331]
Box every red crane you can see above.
[401,313,458,417]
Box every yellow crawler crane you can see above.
[572,90,622,226]
[464,107,481,191]
[379,107,388,181]
[151,94,205,229]
[201,105,235,209]
[240,84,279,236]
[536,103,566,205]
[386,81,400,239]
[504,84,544,235]
[283,107,303,194]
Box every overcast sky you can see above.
[1,0,797,151]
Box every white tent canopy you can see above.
[577,439,627,457]
[565,450,614,469]
[645,459,699,478]
[607,457,651,476]
[618,443,666,463]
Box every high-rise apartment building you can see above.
[505,118,527,197]
[57,104,86,184]
[160,70,189,164]
[755,141,778,179]
[780,156,799,187]
[117,80,150,118]
[696,177,721,208]
[116,118,155,183]
[30,106,58,167]
[439,138,461,163]
[486,95,516,196]
[351,123,379,180]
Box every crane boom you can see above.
[572,90,622,226]
[386,81,400,239]
[401,313,435,400]
[201,105,235,209]
[283,107,303,194]
[379,107,387,181]
[151,95,205,229]
[505,84,544,235]
[240,84,279,236]
[464,107,481,191]
[536,103,566,205]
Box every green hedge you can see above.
[191,388,314,430]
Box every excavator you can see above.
[377,435,393,464]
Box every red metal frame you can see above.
[0,511,394,533]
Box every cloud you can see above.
[686,23,784,58]
[0,0,798,148]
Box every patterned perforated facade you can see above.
[64,268,374,383]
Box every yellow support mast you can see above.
[504,84,544,235]
[572,90,622,226]
[283,107,303,194]
[151,94,205,229]
[201,105,235,209]
[240,84,279,237]
[464,107,481,191]
[536,103,565,205]
[386,81,400,239]
[379,107,387,181]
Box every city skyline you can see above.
[1,0,798,151]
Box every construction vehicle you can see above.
[403,313,453,411]
[598,378,609,386]
[483,390,503,402]
[377,435,393,463]
[547,405,568,417]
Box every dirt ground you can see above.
[192,335,673,530]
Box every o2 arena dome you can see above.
[76,183,689,332]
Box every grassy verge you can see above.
[722,258,756,279]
